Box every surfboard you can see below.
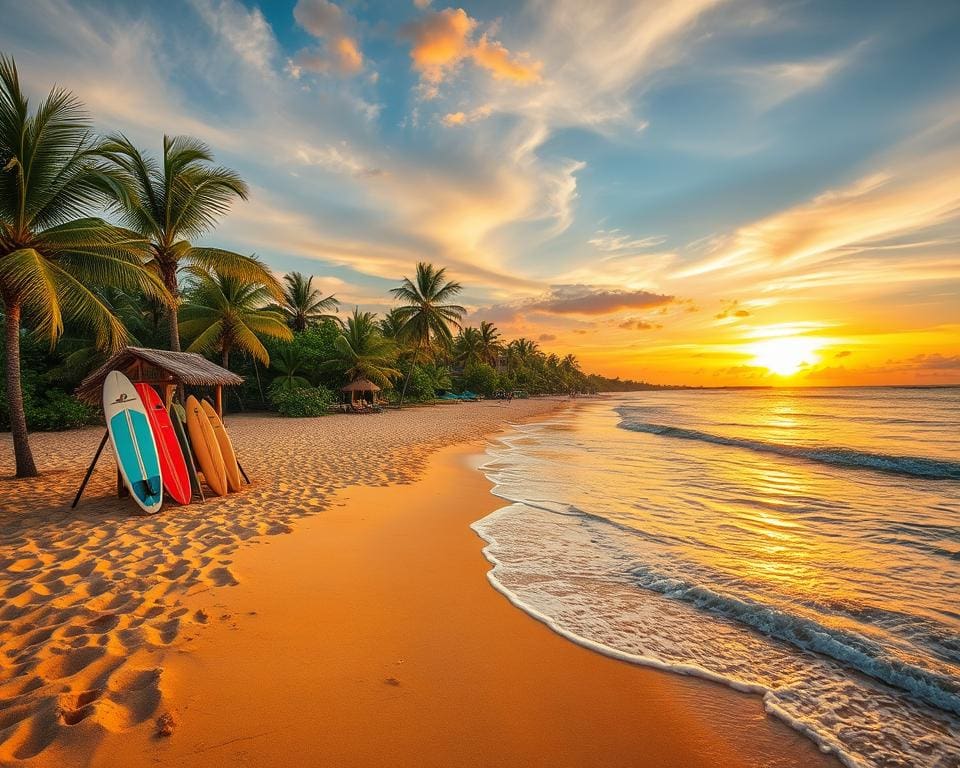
[185,395,228,496]
[200,399,243,493]
[170,403,203,500]
[103,371,163,514]
[134,383,191,505]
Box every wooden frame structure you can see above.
[76,347,243,416]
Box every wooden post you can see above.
[71,430,110,509]
[215,385,223,417]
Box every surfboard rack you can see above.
[69,428,208,510]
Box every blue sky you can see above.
[1,0,958,383]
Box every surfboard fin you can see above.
[133,476,162,502]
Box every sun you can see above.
[748,337,822,377]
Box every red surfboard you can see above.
[134,383,192,505]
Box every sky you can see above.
[1,0,959,385]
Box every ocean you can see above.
[473,388,960,768]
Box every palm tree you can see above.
[178,266,292,370]
[270,345,313,392]
[320,308,400,388]
[100,133,282,351]
[274,271,339,332]
[389,262,465,406]
[454,326,483,367]
[0,56,168,477]
[378,307,406,339]
[505,337,540,368]
[478,320,503,367]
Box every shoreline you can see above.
[97,423,832,767]
[0,400,565,765]
[2,402,838,767]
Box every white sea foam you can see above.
[474,391,960,768]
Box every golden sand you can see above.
[1,401,838,767]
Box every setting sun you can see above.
[748,337,822,377]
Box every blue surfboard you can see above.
[103,371,163,513]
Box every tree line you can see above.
[1,55,653,478]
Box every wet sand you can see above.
[1,401,839,767]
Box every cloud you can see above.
[907,353,960,370]
[834,350,853,359]
[538,333,557,342]
[619,319,662,330]
[292,0,365,76]
[472,34,542,83]
[714,299,751,320]
[589,230,666,253]
[404,7,475,95]
[530,285,675,315]
[734,50,855,110]
[192,0,277,75]
[678,142,960,285]
[403,7,542,98]
[413,0,432,7]
[293,0,344,37]
[294,141,383,177]
[441,104,492,126]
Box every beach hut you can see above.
[76,346,243,417]
[341,378,381,407]
[72,347,246,509]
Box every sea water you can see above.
[473,388,960,768]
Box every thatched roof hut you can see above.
[341,378,381,393]
[341,378,381,402]
[76,347,242,414]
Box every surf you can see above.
[615,411,960,480]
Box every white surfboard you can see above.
[103,371,163,514]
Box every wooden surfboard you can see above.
[185,395,227,496]
[135,383,191,505]
[103,371,162,514]
[201,399,242,492]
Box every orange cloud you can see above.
[472,34,542,83]
[404,7,541,97]
[292,0,365,76]
[406,7,475,90]
[334,36,363,72]
[441,104,492,126]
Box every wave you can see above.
[616,412,960,480]
[627,563,960,717]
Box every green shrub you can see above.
[461,363,498,397]
[268,383,336,417]
[404,366,438,401]
[26,390,99,431]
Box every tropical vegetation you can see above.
[0,55,168,476]
[0,53,662,475]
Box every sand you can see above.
[0,400,839,767]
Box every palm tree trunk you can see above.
[397,340,421,408]
[221,347,230,414]
[3,301,38,477]
[252,356,265,404]
[162,265,181,352]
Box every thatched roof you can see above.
[341,378,381,393]
[76,347,243,405]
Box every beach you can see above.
[0,400,836,767]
